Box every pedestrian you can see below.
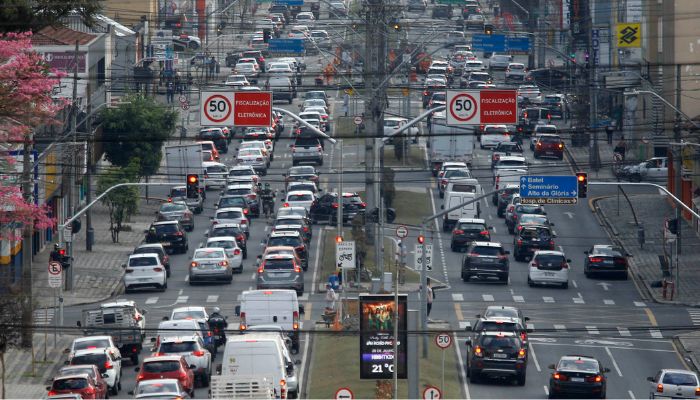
[614,135,628,160]
[325,284,337,312]
[166,81,174,104]
[328,272,340,291]
[426,278,434,320]
[606,124,614,145]
[209,56,216,79]
[343,91,349,117]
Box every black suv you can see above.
[461,241,509,283]
[144,220,189,254]
[207,223,248,259]
[432,4,453,19]
[513,224,555,261]
[216,195,253,217]
[197,128,228,153]
[310,192,365,224]
[466,331,527,385]
[450,218,491,252]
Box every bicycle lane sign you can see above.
[336,241,356,269]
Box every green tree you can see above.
[101,94,177,179]
[97,158,140,243]
[0,0,102,33]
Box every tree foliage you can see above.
[97,158,140,243]
[101,95,177,179]
[0,0,102,33]
[0,32,64,240]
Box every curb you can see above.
[674,336,700,374]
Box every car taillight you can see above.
[517,348,526,359]
[558,143,563,149]
[586,375,603,383]
[473,346,483,357]
[657,384,664,393]
[154,352,165,357]
[553,372,568,381]
[48,390,57,396]
[536,142,542,147]
[453,229,464,235]
[532,261,540,268]
[190,262,199,268]
[204,174,209,179]
[243,209,249,215]
[218,261,229,266]
[561,262,569,269]
[512,214,518,220]
[549,240,555,249]
[589,257,603,263]
[423,91,428,96]
[283,202,289,207]
[523,112,528,119]
[493,154,500,161]
[296,245,306,253]
[695,387,700,396]
[293,311,300,330]
[317,145,322,151]
[498,255,508,260]
[294,264,301,273]
[480,230,489,236]
[441,179,448,185]
[257,266,264,274]
[303,226,309,232]
[614,257,627,265]
[234,248,241,255]
[154,267,163,272]
[256,157,263,161]
[125,269,134,273]
[178,370,188,380]
[192,350,205,357]
[237,235,245,242]
[104,360,113,370]
[332,203,339,208]
[84,388,95,396]
[280,379,287,399]
[468,253,480,257]
[517,239,523,246]
[137,372,145,381]
[520,331,527,341]
[175,231,184,236]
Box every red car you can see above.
[56,365,109,399]
[135,355,195,396]
[534,134,564,160]
[47,373,105,399]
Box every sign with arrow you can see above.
[519,175,578,205]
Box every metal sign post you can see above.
[435,332,452,392]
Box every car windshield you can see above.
[558,359,600,373]
[290,166,315,174]
[143,361,181,373]
[217,211,242,219]
[520,214,548,224]
[479,321,518,332]
[277,208,306,218]
[208,240,235,249]
[219,197,247,208]
[516,205,543,214]
[539,136,562,144]
[229,169,253,176]
[544,96,562,104]
[592,246,623,257]
[343,195,363,203]
[238,149,260,157]
[663,372,698,386]
[445,170,471,179]
[481,336,519,349]
[497,143,522,152]
[159,341,197,353]
[160,203,187,212]
[484,308,519,319]
[535,253,565,265]
[53,378,89,390]
[485,127,508,133]
[129,257,158,267]
[288,194,312,201]
[172,310,206,320]
[211,227,242,237]
[264,258,295,270]
[136,381,180,394]
[170,188,186,198]
[472,246,503,256]
[269,237,301,247]
[206,165,227,173]
[74,338,110,351]
[457,223,485,231]
[71,353,107,368]
[194,249,225,259]
[521,227,552,239]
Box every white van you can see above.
[237,289,302,353]
[442,191,480,231]
[220,334,296,398]
[492,168,527,205]
[444,178,481,196]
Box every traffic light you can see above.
[391,18,400,31]
[186,174,199,198]
[335,235,343,243]
[417,235,425,244]
[263,28,271,43]
[484,24,494,35]
[667,218,679,235]
[576,172,588,198]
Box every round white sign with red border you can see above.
[435,332,452,349]
[201,91,235,126]
[423,385,442,400]
[353,115,363,125]
[396,225,408,239]
[447,92,478,123]
[335,387,354,400]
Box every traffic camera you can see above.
[186,174,200,198]
[576,172,588,198]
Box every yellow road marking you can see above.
[455,302,464,321]
[304,302,312,321]
[644,308,658,326]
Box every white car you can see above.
[310,30,330,47]
[464,60,485,72]
[227,165,260,185]
[206,237,244,273]
[154,335,212,385]
[284,190,316,211]
[505,63,527,81]
[295,12,315,23]
[267,62,294,75]
[212,207,249,237]
[70,347,122,395]
[527,250,570,288]
[224,74,250,87]
[189,247,234,283]
[480,124,512,149]
[301,98,328,113]
[383,117,419,139]
[236,147,267,175]
[123,253,167,293]
[648,369,700,399]
[288,28,307,38]
[531,124,558,149]
[202,161,228,189]
[170,306,209,321]
[66,336,119,361]
[517,85,542,103]
[240,140,272,163]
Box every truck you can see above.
[429,111,475,176]
[164,144,202,183]
[209,375,276,399]
[78,300,146,364]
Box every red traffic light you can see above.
[335,235,343,243]
[58,249,66,256]
[417,235,425,244]
[187,174,198,184]
[577,174,586,182]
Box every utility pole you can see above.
[66,40,79,291]
[20,130,34,348]
[85,97,93,251]
[674,64,682,295]
[586,4,600,171]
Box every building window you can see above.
[97,57,105,87]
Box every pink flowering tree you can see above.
[0,32,66,241]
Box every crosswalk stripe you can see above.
[586,326,600,335]
[513,295,524,303]
[603,299,615,305]
[573,297,585,304]
[554,324,566,331]
[206,295,219,303]
[617,327,631,337]
[298,293,309,301]
[482,294,494,302]
[459,321,471,330]
[543,297,554,303]
[634,301,646,307]
[236,294,242,301]
[526,323,535,331]
[145,297,159,305]
[452,293,464,301]
[649,329,663,338]
[176,295,188,304]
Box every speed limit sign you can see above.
[435,332,452,349]
[201,91,234,126]
[447,91,479,125]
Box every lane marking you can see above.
[184,275,189,282]
[634,301,646,307]
[628,390,636,399]
[304,302,312,321]
[298,293,309,301]
[311,227,326,295]
[459,321,471,330]
[603,299,615,305]
[492,226,497,233]
[571,280,578,288]
[482,294,494,302]
[452,293,464,302]
[529,341,541,372]
[513,295,524,303]
[206,295,219,303]
[455,303,464,321]
[605,346,623,377]
[543,296,554,303]
[586,326,600,335]
[554,324,566,331]
[573,297,585,304]
[250,272,256,280]
[454,333,471,399]
[526,323,535,331]
[543,386,549,396]
[145,297,158,305]
[176,295,188,304]
[618,327,632,337]
[649,329,663,339]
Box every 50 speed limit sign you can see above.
[201,91,234,126]
[447,92,478,124]
[446,90,518,126]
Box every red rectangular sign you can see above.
[479,90,518,124]
[233,91,272,127]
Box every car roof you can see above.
[172,306,206,312]
[152,220,179,226]
[73,347,108,356]
[217,207,244,212]
[136,243,165,250]
[207,236,238,243]
[533,250,564,256]
[264,253,295,260]
[53,373,91,381]
[74,335,113,342]
[143,355,184,363]
[160,335,199,343]
[270,231,301,237]
[456,218,486,224]
[101,300,137,308]
[471,241,503,248]
[129,253,160,259]
[211,223,242,228]
[287,190,315,196]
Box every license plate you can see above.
[161,242,171,247]
[571,377,584,382]
[492,353,508,359]
[544,272,555,277]
[602,260,613,264]
[481,258,494,263]
[138,278,151,282]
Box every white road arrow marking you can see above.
[563,212,574,219]
[597,282,611,291]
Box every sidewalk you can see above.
[567,135,700,305]
[32,201,159,308]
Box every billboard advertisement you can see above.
[359,294,407,379]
